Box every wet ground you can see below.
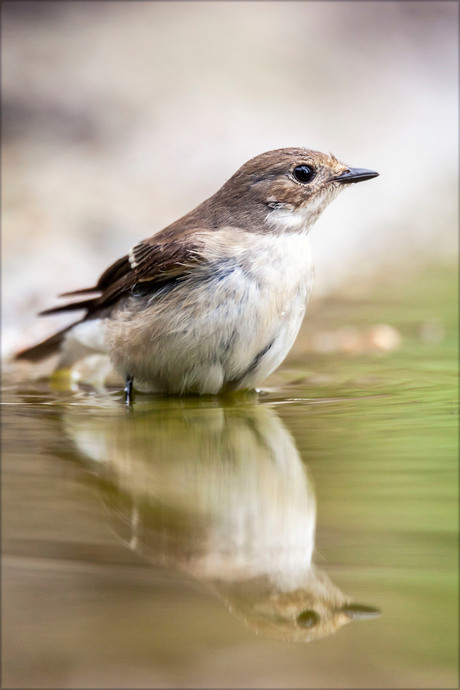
[2,264,457,689]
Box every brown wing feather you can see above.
[39,232,206,317]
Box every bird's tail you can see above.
[15,323,77,362]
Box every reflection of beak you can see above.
[340,603,381,620]
[332,168,379,184]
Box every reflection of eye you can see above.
[296,609,320,628]
[293,165,315,184]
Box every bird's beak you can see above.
[339,604,381,620]
[332,168,379,184]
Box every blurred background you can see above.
[2,0,457,356]
[2,5,458,689]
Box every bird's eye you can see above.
[296,610,320,628]
[293,165,315,184]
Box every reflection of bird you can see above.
[17,149,378,401]
[63,399,380,643]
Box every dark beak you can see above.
[332,167,379,184]
[339,604,381,620]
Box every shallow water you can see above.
[2,265,458,689]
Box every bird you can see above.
[16,147,378,402]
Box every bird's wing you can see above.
[40,230,208,316]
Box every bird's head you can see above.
[214,147,378,233]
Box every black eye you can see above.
[296,610,320,628]
[293,165,315,184]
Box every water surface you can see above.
[2,265,457,688]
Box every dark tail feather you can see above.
[39,298,97,316]
[60,286,101,297]
[15,324,76,362]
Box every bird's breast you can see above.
[214,231,314,387]
[239,230,314,303]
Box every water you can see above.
[2,265,458,688]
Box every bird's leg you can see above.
[124,374,134,406]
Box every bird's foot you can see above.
[124,375,134,406]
